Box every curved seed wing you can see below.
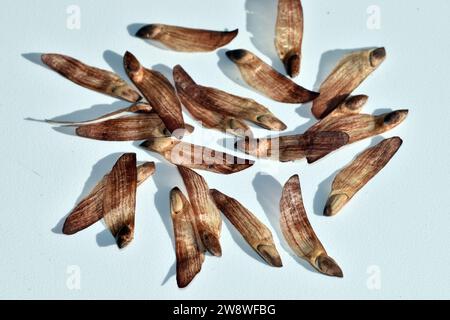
[178,166,222,257]
[103,154,137,249]
[41,54,141,102]
[236,131,349,162]
[312,48,386,119]
[141,137,254,175]
[75,113,169,141]
[324,137,403,216]
[280,175,343,277]
[173,65,285,131]
[63,162,155,235]
[173,66,252,137]
[136,24,238,52]
[211,189,282,267]
[124,52,186,136]
[275,0,304,77]
[170,188,205,288]
[226,49,318,103]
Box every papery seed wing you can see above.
[75,113,169,141]
[173,65,252,137]
[178,166,222,257]
[136,24,238,52]
[63,162,155,235]
[276,0,304,77]
[103,153,137,249]
[226,49,318,103]
[41,54,141,102]
[170,187,205,288]
[307,109,408,144]
[141,138,254,174]
[210,189,282,267]
[324,137,403,216]
[312,48,386,119]
[280,175,343,277]
[124,52,186,136]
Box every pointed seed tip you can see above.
[316,254,344,278]
[257,245,283,267]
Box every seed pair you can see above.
[173,65,286,137]
[237,95,408,163]
[63,155,155,249]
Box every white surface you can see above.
[1,0,449,299]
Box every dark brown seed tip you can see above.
[123,51,141,74]
[370,47,387,68]
[257,244,283,268]
[344,95,369,111]
[226,49,251,63]
[315,254,343,278]
[116,225,134,249]
[201,231,222,257]
[285,53,300,78]
[383,109,409,126]
[135,24,161,39]
[323,194,349,216]
[62,218,77,235]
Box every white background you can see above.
[1,0,449,299]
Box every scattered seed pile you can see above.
[39,1,408,288]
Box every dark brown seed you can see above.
[306,95,408,162]
[280,175,343,277]
[103,153,137,249]
[210,189,282,267]
[236,131,349,163]
[123,51,186,137]
[173,65,286,132]
[312,47,386,119]
[141,137,254,175]
[136,24,238,52]
[324,137,403,216]
[170,187,205,288]
[41,54,141,102]
[173,66,252,137]
[275,0,304,77]
[226,49,319,103]
[63,162,155,235]
[178,166,222,257]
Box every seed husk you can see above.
[170,187,205,288]
[136,24,238,52]
[311,47,386,119]
[178,166,222,257]
[74,114,195,141]
[275,0,304,78]
[63,161,155,236]
[41,53,141,103]
[280,175,343,277]
[103,153,138,249]
[46,103,153,126]
[173,66,251,137]
[123,51,186,137]
[173,65,286,132]
[141,137,254,175]
[236,131,349,163]
[324,137,403,216]
[226,49,319,103]
[210,189,283,267]
[306,95,408,162]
